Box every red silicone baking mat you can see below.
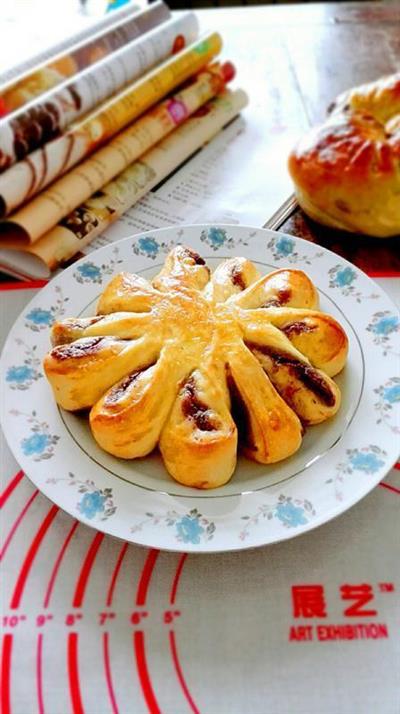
[1,283,399,714]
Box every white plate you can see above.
[1,225,399,552]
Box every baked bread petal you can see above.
[204,256,260,303]
[97,272,160,314]
[232,269,319,310]
[238,319,340,424]
[241,307,348,377]
[50,312,154,346]
[152,245,210,292]
[160,368,237,489]
[90,347,183,459]
[227,342,303,463]
[44,335,160,410]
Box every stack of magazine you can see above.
[0,1,248,279]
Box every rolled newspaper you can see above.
[0,32,223,217]
[0,62,234,244]
[0,89,248,279]
[0,1,170,112]
[0,12,198,169]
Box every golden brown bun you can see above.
[43,247,348,488]
[288,73,400,237]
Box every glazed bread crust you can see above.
[288,73,400,237]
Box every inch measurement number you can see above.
[99,612,116,625]
[65,613,83,626]
[3,615,27,627]
[131,611,148,625]
[163,610,181,624]
[2,609,184,630]
[36,614,53,627]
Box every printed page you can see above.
[0,32,221,218]
[0,13,197,169]
[0,65,226,246]
[0,2,168,113]
[0,90,246,279]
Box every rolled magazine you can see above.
[0,63,234,244]
[0,12,198,169]
[0,32,223,216]
[0,89,248,279]
[0,1,170,111]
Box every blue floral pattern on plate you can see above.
[176,515,205,544]
[328,264,379,303]
[73,247,122,284]
[26,308,53,326]
[22,432,50,456]
[46,472,117,521]
[6,339,42,390]
[366,311,400,356]
[131,508,216,545]
[327,445,387,500]
[132,235,176,260]
[199,226,250,251]
[374,377,400,434]
[267,235,323,265]
[10,409,60,461]
[239,495,316,541]
[75,263,102,282]
[25,286,68,332]
[79,492,106,519]
[331,266,356,287]
[383,383,400,403]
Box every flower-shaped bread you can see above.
[44,246,348,489]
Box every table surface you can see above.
[200,0,400,131]
[200,2,400,283]
[1,4,400,714]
